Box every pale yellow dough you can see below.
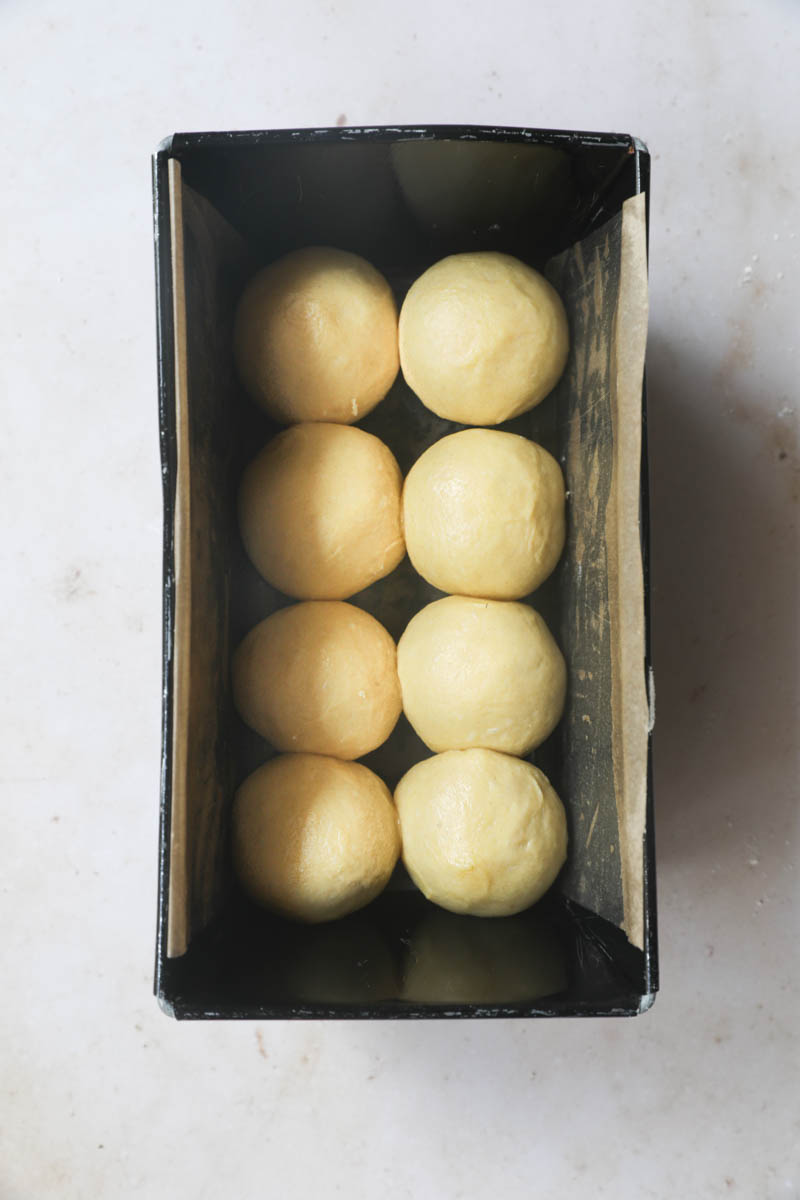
[233,246,399,424]
[232,601,401,759]
[394,749,568,917]
[398,251,569,425]
[397,595,566,755]
[402,428,565,599]
[238,422,405,599]
[232,754,401,923]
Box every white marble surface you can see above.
[1,1,798,1196]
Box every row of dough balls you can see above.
[233,750,567,924]
[234,597,566,761]
[239,422,565,602]
[232,599,567,923]
[231,249,570,928]
[234,246,569,427]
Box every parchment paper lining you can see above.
[610,194,649,948]
[166,166,650,955]
[166,160,189,957]
[548,193,649,948]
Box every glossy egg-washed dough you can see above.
[233,754,401,923]
[234,246,399,425]
[395,749,567,917]
[232,601,401,760]
[402,428,565,599]
[399,251,568,425]
[238,422,405,599]
[397,595,566,756]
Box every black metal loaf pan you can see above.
[153,125,656,1019]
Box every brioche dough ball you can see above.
[233,754,401,923]
[233,246,399,424]
[397,596,566,755]
[232,601,401,759]
[402,429,565,599]
[239,423,405,599]
[395,749,567,917]
[398,252,568,425]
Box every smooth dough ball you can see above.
[395,749,568,917]
[233,246,399,424]
[239,423,405,599]
[232,754,401,923]
[403,429,565,599]
[397,596,566,755]
[398,251,568,425]
[232,601,401,759]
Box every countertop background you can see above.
[1,2,798,1197]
